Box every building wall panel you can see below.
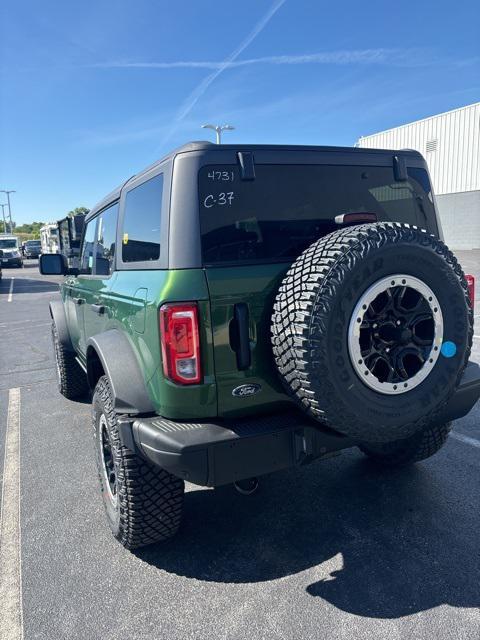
[357,103,480,195]
[436,191,480,250]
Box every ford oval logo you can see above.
[232,383,262,398]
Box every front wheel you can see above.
[52,322,89,399]
[93,376,185,549]
[360,422,451,467]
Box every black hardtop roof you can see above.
[86,141,423,221]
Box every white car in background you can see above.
[0,234,23,268]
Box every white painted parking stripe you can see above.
[7,278,14,302]
[451,432,480,449]
[0,388,24,640]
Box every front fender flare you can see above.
[49,301,74,351]
[87,330,154,415]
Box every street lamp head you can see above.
[201,123,235,144]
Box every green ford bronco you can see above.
[40,142,480,549]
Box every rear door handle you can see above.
[73,297,85,306]
[229,303,251,370]
[92,304,106,315]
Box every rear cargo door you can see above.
[204,263,292,416]
[199,159,438,417]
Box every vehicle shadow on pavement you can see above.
[1,277,60,294]
[135,454,479,619]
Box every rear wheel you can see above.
[93,376,185,549]
[51,322,89,399]
[360,422,451,466]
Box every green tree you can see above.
[15,221,45,234]
[5,206,89,237]
[67,207,90,217]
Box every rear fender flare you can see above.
[87,330,154,415]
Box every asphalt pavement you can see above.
[0,255,479,640]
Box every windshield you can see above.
[0,239,18,249]
[198,163,437,266]
[26,241,41,246]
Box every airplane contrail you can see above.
[164,0,287,142]
[98,49,398,70]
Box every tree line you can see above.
[1,207,90,236]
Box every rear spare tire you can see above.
[272,223,473,443]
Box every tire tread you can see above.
[360,422,452,466]
[52,322,89,399]
[271,223,473,441]
[93,376,184,549]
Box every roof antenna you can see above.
[201,123,235,144]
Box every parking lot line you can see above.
[451,432,480,449]
[0,388,24,640]
[7,277,14,303]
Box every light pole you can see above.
[0,204,8,233]
[0,190,15,232]
[201,124,235,144]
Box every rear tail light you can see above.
[466,274,475,309]
[159,303,202,384]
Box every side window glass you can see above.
[80,220,96,274]
[95,203,119,275]
[122,174,163,263]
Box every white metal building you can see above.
[356,102,480,250]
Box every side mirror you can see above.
[39,253,69,275]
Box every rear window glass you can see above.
[198,164,436,266]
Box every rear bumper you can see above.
[1,257,22,266]
[126,361,480,487]
[127,412,354,487]
[432,360,480,424]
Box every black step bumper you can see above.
[128,412,354,487]
[126,361,480,487]
[433,360,480,423]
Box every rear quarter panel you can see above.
[100,269,217,419]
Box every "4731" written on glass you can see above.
[208,170,235,182]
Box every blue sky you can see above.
[1,0,479,224]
